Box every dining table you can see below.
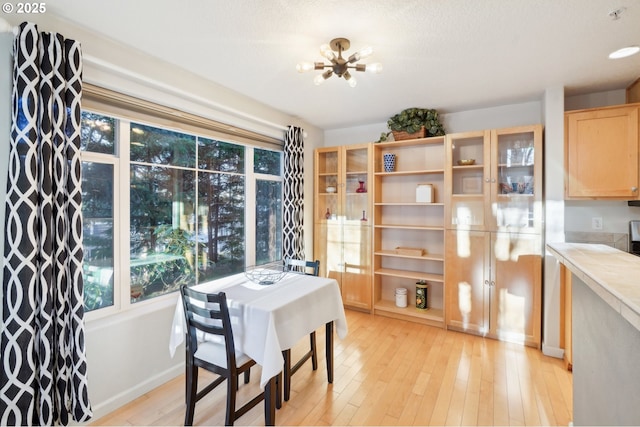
[169,271,348,425]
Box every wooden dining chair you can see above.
[282,258,320,401]
[180,285,264,426]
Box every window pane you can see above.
[130,165,196,302]
[254,148,281,175]
[256,180,282,264]
[197,171,245,281]
[82,162,114,311]
[81,112,115,154]
[130,123,196,168]
[198,137,245,173]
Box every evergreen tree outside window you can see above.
[82,162,115,311]
[80,110,272,312]
[197,138,245,282]
[255,148,283,264]
[80,112,116,311]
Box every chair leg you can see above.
[310,331,318,370]
[184,364,198,426]
[225,374,238,426]
[283,349,292,402]
[244,369,251,384]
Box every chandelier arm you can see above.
[338,64,367,73]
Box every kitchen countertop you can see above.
[547,242,640,333]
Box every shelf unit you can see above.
[444,125,543,347]
[314,144,373,311]
[372,136,446,327]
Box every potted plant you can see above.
[387,108,445,140]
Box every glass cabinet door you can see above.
[447,130,490,229]
[342,145,371,222]
[491,126,542,233]
[315,148,340,222]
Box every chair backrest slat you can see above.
[285,258,320,276]
[180,285,237,365]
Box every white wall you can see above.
[325,100,544,146]
[542,86,566,358]
[0,16,323,421]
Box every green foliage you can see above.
[84,275,114,311]
[387,108,446,136]
[375,132,391,143]
[154,225,195,259]
[254,148,281,175]
[130,123,197,167]
[80,112,116,154]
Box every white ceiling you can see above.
[41,0,640,130]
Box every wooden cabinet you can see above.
[372,136,446,327]
[565,103,640,199]
[445,230,541,347]
[444,124,543,347]
[445,230,489,334]
[445,125,543,233]
[314,144,373,311]
[560,263,573,370]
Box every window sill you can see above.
[85,291,179,332]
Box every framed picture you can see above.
[462,176,482,194]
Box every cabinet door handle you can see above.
[490,281,496,287]
[484,280,490,286]
[485,178,490,183]
[632,186,638,192]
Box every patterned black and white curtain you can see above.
[282,126,305,260]
[0,22,92,426]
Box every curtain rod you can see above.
[83,54,290,137]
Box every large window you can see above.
[255,149,283,265]
[80,110,282,312]
[81,113,116,311]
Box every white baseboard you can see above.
[542,343,565,359]
[88,364,183,423]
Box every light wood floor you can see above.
[91,309,572,426]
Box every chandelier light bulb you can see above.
[357,46,373,59]
[343,71,357,87]
[313,74,325,85]
[296,61,314,73]
[320,44,336,61]
[366,63,383,73]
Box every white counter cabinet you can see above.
[547,242,640,426]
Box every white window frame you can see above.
[82,110,284,322]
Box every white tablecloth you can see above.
[169,272,348,388]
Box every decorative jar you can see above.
[383,153,396,172]
[416,282,428,310]
[395,287,407,308]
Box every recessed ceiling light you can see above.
[609,46,640,59]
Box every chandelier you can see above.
[296,37,382,87]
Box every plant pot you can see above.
[392,126,426,141]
